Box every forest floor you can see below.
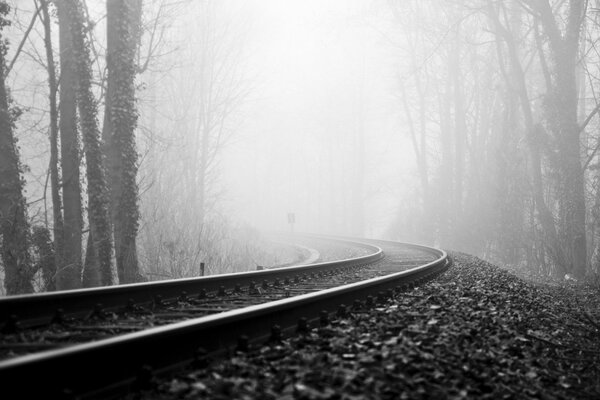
[135,252,600,399]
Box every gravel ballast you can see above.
[129,252,600,399]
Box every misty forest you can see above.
[0,0,600,295]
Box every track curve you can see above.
[0,236,381,330]
[0,236,449,399]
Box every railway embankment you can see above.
[136,252,600,400]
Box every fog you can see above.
[2,0,599,292]
[138,0,414,237]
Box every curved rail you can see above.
[0,239,449,399]
[0,236,381,330]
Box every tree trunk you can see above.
[554,70,587,278]
[61,0,113,286]
[0,3,34,294]
[198,118,209,226]
[437,78,453,248]
[32,225,56,291]
[591,166,600,273]
[104,0,142,283]
[40,0,62,290]
[534,0,587,278]
[352,68,365,237]
[56,0,83,290]
[451,28,466,243]
[495,88,522,264]
[401,82,432,244]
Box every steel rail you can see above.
[0,236,381,330]
[0,240,449,399]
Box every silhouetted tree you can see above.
[39,0,62,290]
[0,2,34,294]
[527,0,587,279]
[60,0,113,286]
[104,0,142,283]
[55,0,84,289]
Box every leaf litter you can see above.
[126,252,600,399]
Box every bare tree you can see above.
[54,0,84,290]
[526,0,588,279]
[58,0,113,287]
[485,0,588,278]
[0,1,34,294]
[138,1,251,278]
[38,0,61,290]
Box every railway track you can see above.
[0,235,449,399]
[0,235,373,333]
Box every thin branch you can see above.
[580,101,600,134]
[6,2,41,76]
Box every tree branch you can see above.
[6,1,41,76]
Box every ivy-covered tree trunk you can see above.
[56,0,83,290]
[0,2,34,295]
[104,0,142,283]
[61,0,113,287]
[32,226,56,291]
[532,0,587,279]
